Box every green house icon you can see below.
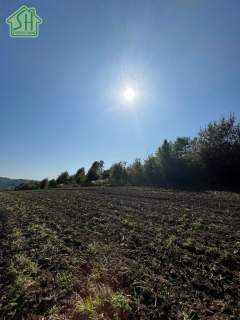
[6,6,43,38]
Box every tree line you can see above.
[16,114,240,190]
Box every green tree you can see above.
[85,161,104,184]
[40,178,48,189]
[49,179,57,188]
[197,114,240,186]
[156,139,173,186]
[172,137,192,158]
[110,162,127,185]
[102,169,110,180]
[127,159,144,186]
[56,171,70,185]
[75,167,85,185]
[144,155,161,186]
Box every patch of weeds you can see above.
[56,270,73,290]
[9,253,37,276]
[182,238,195,249]
[11,228,23,238]
[192,220,203,230]
[10,228,25,249]
[164,235,177,249]
[89,266,104,282]
[87,242,98,255]
[31,204,46,210]
[74,297,98,319]
[3,254,38,317]
[110,292,131,312]
[121,217,137,228]
[205,246,220,257]
[28,223,49,240]
[74,284,132,320]
[15,274,34,291]
[178,213,188,223]
[45,305,66,320]
[1,293,21,318]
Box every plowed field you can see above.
[0,187,239,319]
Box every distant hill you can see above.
[0,177,30,190]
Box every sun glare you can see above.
[122,87,137,103]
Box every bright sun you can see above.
[122,87,137,103]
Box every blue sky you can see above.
[0,0,240,179]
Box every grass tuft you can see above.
[56,270,73,290]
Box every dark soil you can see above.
[0,187,239,319]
